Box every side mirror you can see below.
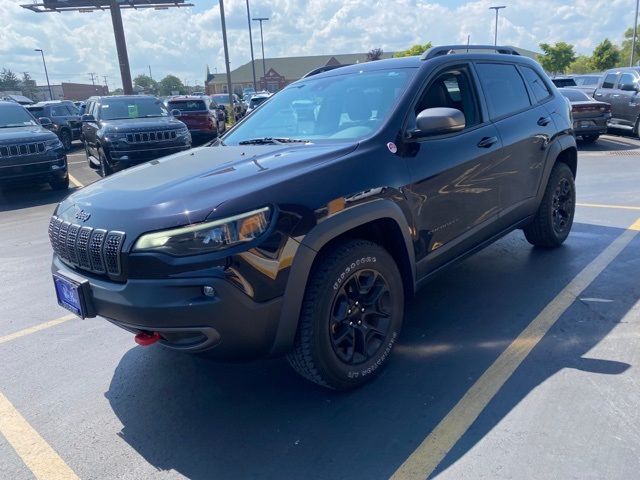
[81,114,95,123]
[38,117,53,128]
[413,107,465,137]
[170,109,181,117]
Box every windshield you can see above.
[224,68,415,144]
[167,100,207,112]
[99,97,169,120]
[212,94,231,104]
[249,96,269,108]
[0,104,38,128]
[574,75,601,86]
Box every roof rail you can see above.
[421,45,521,61]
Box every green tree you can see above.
[0,68,20,91]
[591,39,620,71]
[393,42,432,58]
[567,55,594,74]
[538,42,576,74]
[111,88,124,96]
[366,48,384,61]
[19,72,38,98]
[620,26,640,66]
[133,74,158,94]
[158,75,185,96]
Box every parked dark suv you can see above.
[594,67,640,135]
[26,100,81,151]
[0,101,68,190]
[82,95,191,176]
[49,45,577,390]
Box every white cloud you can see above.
[0,0,635,89]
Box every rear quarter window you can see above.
[520,66,552,103]
[475,63,531,119]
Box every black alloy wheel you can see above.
[329,269,393,365]
[60,130,72,151]
[551,177,573,236]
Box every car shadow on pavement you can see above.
[105,223,637,480]
[578,131,640,152]
[0,184,75,213]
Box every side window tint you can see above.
[619,73,636,88]
[520,66,552,103]
[475,63,531,119]
[414,67,480,130]
[602,74,618,89]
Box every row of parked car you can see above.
[551,67,640,143]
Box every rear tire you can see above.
[581,134,599,144]
[287,240,404,390]
[523,162,575,248]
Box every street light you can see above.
[245,0,257,93]
[252,17,269,83]
[631,0,639,66]
[489,6,506,46]
[34,49,53,100]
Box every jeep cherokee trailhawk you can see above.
[49,45,577,390]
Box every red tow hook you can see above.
[134,331,161,346]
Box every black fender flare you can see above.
[269,199,416,356]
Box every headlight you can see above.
[176,126,189,137]
[133,207,271,256]
[44,138,63,150]
[103,131,126,142]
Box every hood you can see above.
[56,142,357,242]
[0,126,56,143]
[100,116,185,132]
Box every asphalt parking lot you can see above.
[1,134,639,480]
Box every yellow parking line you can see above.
[391,218,640,480]
[0,315,75,346]
[0,391,80,479]
[577,202,640,211]
[68,174,83,188]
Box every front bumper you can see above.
[52,256,283,359]
[105,142,191,168]
[0,154,67,185]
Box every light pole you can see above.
[489,6,506,46]
[245,0,257,93]
[34,49,53,100]
[219,0,235,122]
[631,0,639,66]
[253,17,269,85]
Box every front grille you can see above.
[0,142,46,158]
[49,216,125,278]
[125,130,177,144]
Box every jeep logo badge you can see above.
[75,210,91,222]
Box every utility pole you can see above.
[253,17,269,82]
[34,49,53,100]
[219,0,235,122]
[89,72,97,85]
[489,6,506,46]
[103,76,109,94]
[632,0,639,66]
[245,0,257,92]
[148,65,153,80]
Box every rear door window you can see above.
[601,73,618,89]
[520,66,552,103]
[618,73,636,89]
[475,63,531,119]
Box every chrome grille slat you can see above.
[48,217,125,278]
[0,142,46,158]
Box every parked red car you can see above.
[166,96,226,144]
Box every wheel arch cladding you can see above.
[556,146,577,178]
[268,199,416,356]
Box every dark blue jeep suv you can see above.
[49,46,576,389]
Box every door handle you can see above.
[612,94,620,97]
[537,117,551,126]
[477,136,498,148]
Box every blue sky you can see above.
[0,0,635,89]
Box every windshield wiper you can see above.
[238,137,309,145]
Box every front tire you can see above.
[49,176,69,190]
[581,134,599,144]
[523,162,575,248]
[59,129,72,151]
[98,148,113,177]
[287,240,404,390]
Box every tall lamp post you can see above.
[631,0,639,66]
[245,0,257,93]
[219,0,235,122]
[34,49,53,100]
[489,5,506,46]
[252,17,269,84]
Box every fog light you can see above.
[203,285,216,297]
